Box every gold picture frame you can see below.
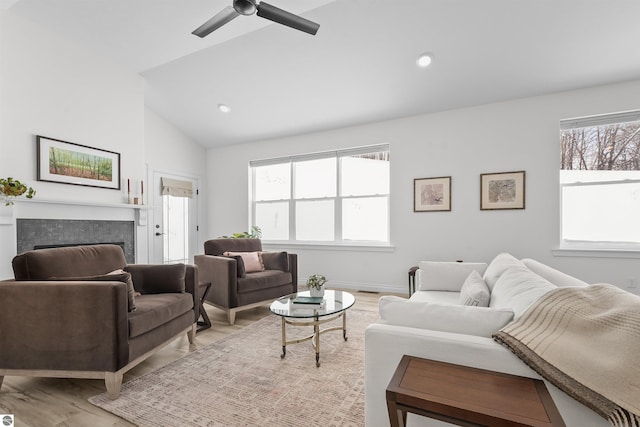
[414,176,451,212]
[480,171,525,210]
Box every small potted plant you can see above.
[307,274,327,297]
[0,177,36,206]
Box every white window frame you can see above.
[556,110,640,258]
[249,144,391,248]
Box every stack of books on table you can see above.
[291,296,325,308]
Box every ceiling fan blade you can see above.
[192,6,240,38]
[256,2,320,35]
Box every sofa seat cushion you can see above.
[128,293,193,338]
[410,290,461,305]
[379,295,515,338]
[237,270,293,293]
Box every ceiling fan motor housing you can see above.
[233,0,257,15]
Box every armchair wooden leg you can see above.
[227,310,236,326]
[0,375,4,390]
[187,323,196,344]
[105,371,123,400]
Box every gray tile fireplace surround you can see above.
[17,219,135,263]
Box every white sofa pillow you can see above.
[378,295,514,338]
[417,261,488,291]
[459,270,490,307]
[489,265,557,319]
[482,252,525,291]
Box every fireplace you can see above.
[17,219,135,263]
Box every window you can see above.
[559,111,640,249]
[251,144,390,245]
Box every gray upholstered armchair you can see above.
[0,244,198,399]
[195,238,297,325]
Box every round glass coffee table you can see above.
[270,289,356,367]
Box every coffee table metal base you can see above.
[280,312,348,367]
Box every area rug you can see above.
[89,308,379,427]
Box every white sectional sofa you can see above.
[364,253,608,427]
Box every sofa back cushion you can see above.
[482,252,526,291]
[521,258,589,288]
[204,238,262,255]
[12,244,127,280]
[379,295,514,338]
[489,265,556,319]
[417,261,488,291]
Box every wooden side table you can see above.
[386,355,565,427]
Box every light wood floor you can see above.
[0,289,394,427]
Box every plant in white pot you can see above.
[307,274,327,297]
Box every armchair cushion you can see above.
[52,270,137,312]
[223,251,264,273]
[127,293,194,338]
[237,270,293,293]
[224,255,246,278]
[125,263,186,294]
[261,251,289,271]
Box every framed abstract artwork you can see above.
[414,176,451,212]
[480,171,525,210]
[37,135,121,190]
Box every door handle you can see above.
[155,232,165,236]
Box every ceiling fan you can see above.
[192,0,320,38]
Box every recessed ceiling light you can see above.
[218,104,231,113]
[416,53,433,68]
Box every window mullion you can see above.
[289,161,296,241]
[335,155,342,243]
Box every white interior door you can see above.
[150,170,198,264]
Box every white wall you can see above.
[207,79,640,294]
[0,11,206,278]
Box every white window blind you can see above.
[161,177,193,198]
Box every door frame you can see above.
[147,167,200,264]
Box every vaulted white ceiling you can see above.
[6,0,640,147]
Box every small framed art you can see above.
[414,176,451,212]
[480,171,525,210]
[37,135,121,190]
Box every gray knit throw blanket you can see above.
[494,284,640,427]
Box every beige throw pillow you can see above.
[224,251,264,273]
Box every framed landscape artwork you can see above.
[414,176,451,212]
[37,136,121,190]
[480,171,525,210]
